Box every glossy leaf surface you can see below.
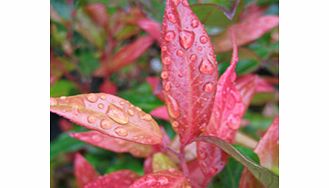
[161,0,218,145]
[239,117,279,188]
[74,153,99,188]
[84,170,139,188]
[196,136,279,188]
[129,169,191,188]
[197,31,243,183]
[150,106,169,121]
[215,16,279,52]
[70,131,152,158]
[50,93,162,145]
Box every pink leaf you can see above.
[74,153,99,188]
[146,77,165,101]
[187,159,207,188]
[129,169,191,188]
[99,80,117,95]
[197,31,244,183]
[150,106,169,121]
[84,170,139,188]
[239,3,267,21]
[137,18,161,44]
[50,93,163,145]
[215,16,279,52]
[70,131,152,158]
[161,0,218,145]
[239,117,279,188]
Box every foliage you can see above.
[50,0,279,187]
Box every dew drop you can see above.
[164,82,171,91]
[107,104,129,124]
[114,127,128,137]
[165,31,175,41]
[200,35,209,44]
[203,82,214,92]
[100,119,112,129]
[163,57,172,65]
[189,54,197,62]
[191,19,199,28]
[98,103,104,109]
[136,107,142,112]
[60,96,66,100]
[162,46,167,51]
[167,13,176,23]
[142,114,152,121]
[172,121,179,128]
[128,109,134,116]
[166,95,180,118]
[50,98,57,106]
[178,72,183,77]
[161,71,169,79]
[176,49,184,56]
[87,94,98,103]
[87,115,97,124]
[158,177,169,185]
[199,59,214,74]
[179,30,195,49]
[100,95,106,100]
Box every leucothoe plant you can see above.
[50,0,279,187]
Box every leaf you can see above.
[239,117,279,188]
[187,159,207,188]
[99,80,117,95]
[150,106,169,121]
[50,93,163,145]
[84,170,139,188]
[69,131,152,158]
[214,16,279,52]
[96,35,154,76]
[146,76,165,102]
[161,0,218,145]
[129,169,191,188]
[197,31,244,183]
[50,80,79,97]
[137,18,161,44]
[196,136,279,188]
[152,152,178,172]
[85,3,109,28]
[50,132,85,160]
[74,153,99,188]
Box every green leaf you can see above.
[50,133,85,161]
[196,136,279,188]
[77,51,99,76]
[50,80,79,97]
[105,155,144,175]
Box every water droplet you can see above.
[87,94,98,103]
[200,35,208,44]
[197,46,202,51]
[161,71,169,79]
[114,127,128,137]
[50,98,57,106]
[189,54,197,62]
[172,121,179,128]
[167,13,176,23]
[142,114,152,121]
[136,107,142,112]
[100,95,106,100]
[163,57,172,65]
[60,96,66,100]
[191,19,199,28]
[107,104,129,124]
[100,119,112,129]
[176,49,184,56]
[98,103,104,109]
[158,177,169,185]
[128,109,134,116]
[164,82,171,91]
[199,59,214,74]
[165,31,175,41]
[204,82,214,92]
[179,30,195,49]
[87,115,97,124]
[166,95,180,118]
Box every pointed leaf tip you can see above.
[50,93,163,145]
[74,153,99,188]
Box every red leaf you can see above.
[239,3,267,21]
[84,170,139,188]
[197,31,244,183]
[137,18,161,44]
[129,169,191,188]
[58,118,73,132]
[161,0,218,145]
[215,16,279,52]
[99,80,117,95]
[143,156,153,174]
[95,35,154,76]
[146,77,165,101]
[70,131,152,158]
[239,117,279,188]
[85,3,109,28]
[74,153,99,188]
[187,159,207,188]
[150,106,169,121]
[255,76,275,93]
[50,93,163,145]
